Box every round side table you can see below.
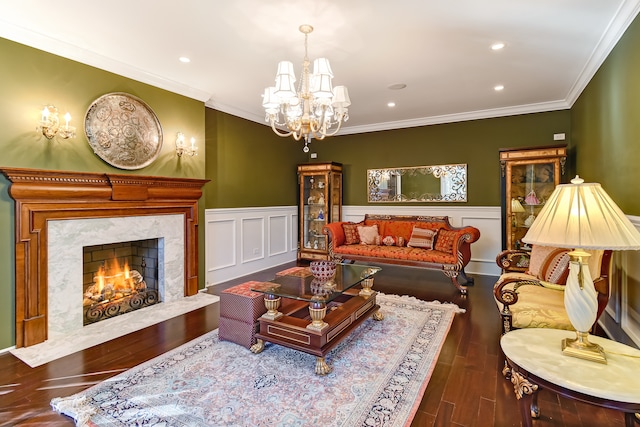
[500,328,640,427]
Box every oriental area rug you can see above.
[51,293,464,427]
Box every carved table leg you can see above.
[250,339,265,354]
[501,360,512,380]
[510,370,539,427]
[315,356,332,375]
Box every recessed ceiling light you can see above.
[388,83,407,90]
[491,42,505,51]
[179,56,191,63]
[387,102,396,108]
[494,85,505,91]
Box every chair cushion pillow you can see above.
[527,245,566,281]
[540,248,571,285]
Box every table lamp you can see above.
[511,198,526,226]
[522,175,640,363]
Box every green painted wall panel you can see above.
[0,37,205,349]
[572,13,640,215]
[313,112,571,206]
[204,108,307,208]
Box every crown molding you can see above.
[565,0,640,107]
[0,19,211,102]
[209,98,571,136]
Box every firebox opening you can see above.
[82,238,160,326]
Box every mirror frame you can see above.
[367,164,467,203]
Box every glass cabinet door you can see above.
[302,174,328,252]
[500,146,566,251]
[298,163,342,260]
[509,161,557,250]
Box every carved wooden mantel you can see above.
[0,167,209,348]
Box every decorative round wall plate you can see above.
[84,92,163,170]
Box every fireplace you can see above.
[1,168,208,348]
[82,239,160,325]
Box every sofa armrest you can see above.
[323,222,347,247]
[496,249,531,273]
[452,226,481,266]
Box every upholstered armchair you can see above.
[493,246,612,334]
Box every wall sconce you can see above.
[176,132,198,157]
[37,105,76,140]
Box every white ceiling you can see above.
[1,1,639,135]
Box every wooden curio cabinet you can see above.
[500,145,567,251]
[298,162,343,260]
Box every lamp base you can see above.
[561,331,607,364]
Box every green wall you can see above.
[311,112,571,206]
[204,109,307,208]
[0,38,205,349]
[572,13,640,215]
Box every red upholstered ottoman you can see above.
[219,281,267,323]
[218,317,260,349]
[275,266,312,278]
[219,281,267,348]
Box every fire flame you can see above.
[93,258,137,294]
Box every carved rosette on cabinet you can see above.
[499,145,567,251]
[298,162,343,260]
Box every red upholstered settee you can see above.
[323,214,481,294]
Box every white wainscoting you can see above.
[589,216,640,348]
[205,205,502,286]
[205,207,298,285]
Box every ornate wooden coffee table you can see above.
[249,264,382,375]
[501,328,640,426]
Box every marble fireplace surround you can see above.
[0,168,208,348]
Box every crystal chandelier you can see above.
[262,25,351,152]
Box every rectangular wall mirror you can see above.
[367,164,467,203]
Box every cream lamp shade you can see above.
[511,198,525,213]
[522,176,640,250]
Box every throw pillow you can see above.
[540,248,571,285]
[527,245,566,280]
[382,235,400,246]
[342,222,362,245]
[357,224,379,245]
[433,229,457,254]
[407,226,437,249]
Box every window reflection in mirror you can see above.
[367,164,467,202]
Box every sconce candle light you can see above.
[37,105,76,140]
[175,132,198,157]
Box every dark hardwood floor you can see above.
[0,263,627,426]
